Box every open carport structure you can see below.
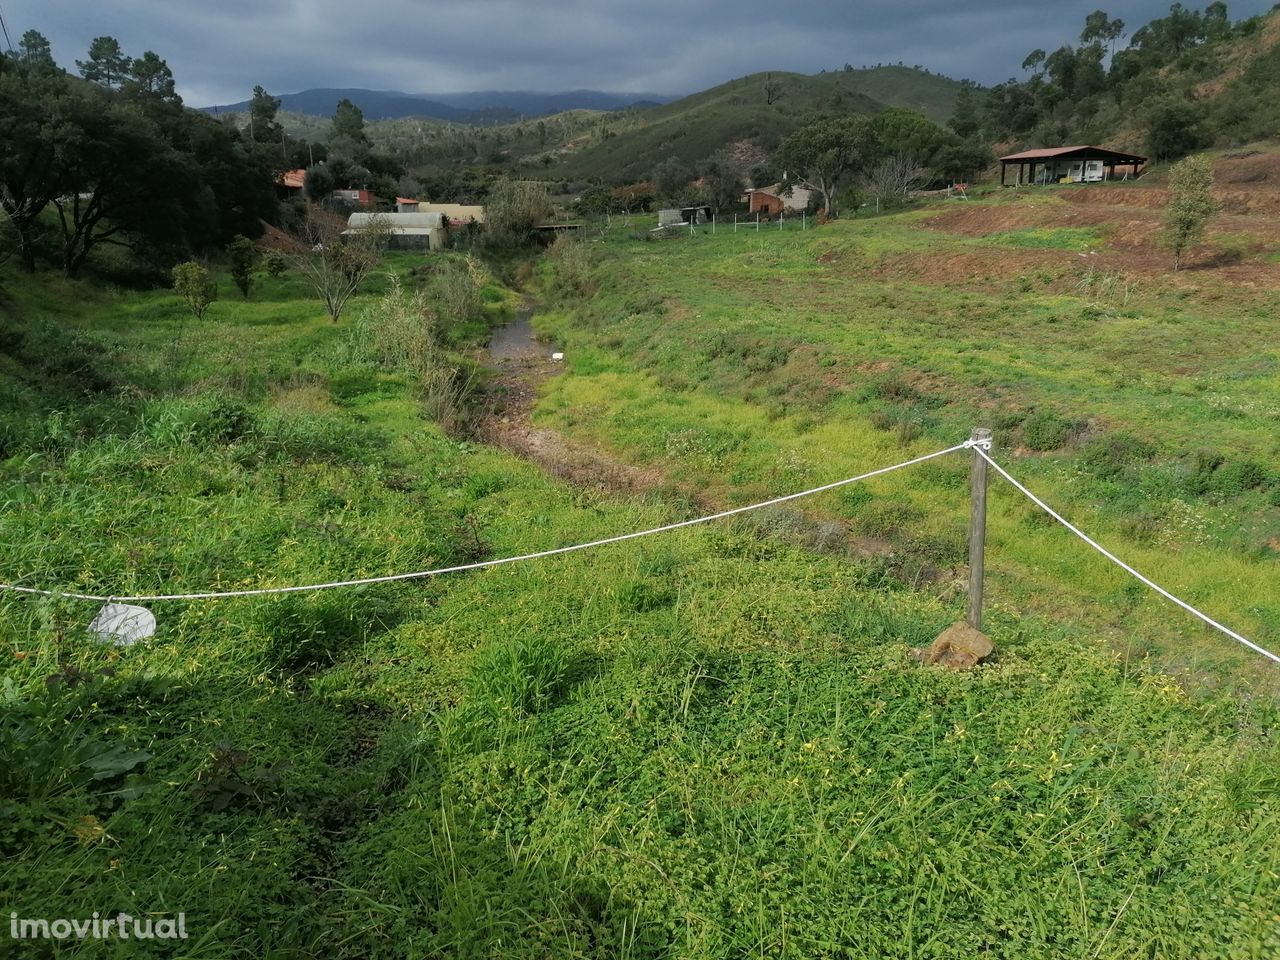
[999,145,1147,186]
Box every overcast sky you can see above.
[6,1,1275,105]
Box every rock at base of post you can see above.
[912,621,994,670]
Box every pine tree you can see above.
[18,30,55,68]
[77,37,132,89]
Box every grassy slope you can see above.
[0,245,1277,957]
[535,202,1280,679]
[549,68,963,182]
[828,65,967,122]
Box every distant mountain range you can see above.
[202,88,674,125]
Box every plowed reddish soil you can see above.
[924,184,1280,286]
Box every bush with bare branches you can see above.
[483,180,553,248]
[860,155,927,213]
[289,208,391,322]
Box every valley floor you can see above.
[0,198,1277,957]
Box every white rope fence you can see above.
[0,441,974,603]
[0,435,1276,666]
[976,447,1280,666]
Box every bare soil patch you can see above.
[924,192,1280,286]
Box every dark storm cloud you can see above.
[7,0,1275,104]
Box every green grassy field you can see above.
[534,203,1280,682]
[0,217,1277,958]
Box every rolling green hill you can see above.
[270,65,968,185]
[547,67,966,182]
[816,65,967,122]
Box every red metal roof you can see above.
[999,145,1146,162]
[276,169,306,189]
[395,197,419,204]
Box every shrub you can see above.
[546,234,596,299]
[197,397,257,444]
[227,235,258,299]
[873,374,920,403]
[467,634,570,720]
[1164,155,1219,270]
[263,249,287,278]
[352,276,477,432]
[483,179,554,248]
[1180,447,1223,494]
[1210,459,1268,496]
[171,261,216,320]
[428,257,485,332]
[1022,410,1075,451]
[1080,432,1156,480]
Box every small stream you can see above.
[488,300,556,362]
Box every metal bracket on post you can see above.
[967,427,992,631]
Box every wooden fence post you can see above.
[967,427,992,631]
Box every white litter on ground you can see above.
[89,603,156,646]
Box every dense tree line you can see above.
[954,3,1278,159]
[0,32,278,278]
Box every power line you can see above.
[0,3,14,54]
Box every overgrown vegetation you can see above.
[482,178,555,248]
[532,204,1280,676]
[3,8,1280,954]
[1,234,1277,955]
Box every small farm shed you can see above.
[999,146,1147,186]
[746,183,811,215]
[345,212,445,251]
[332,188,376,206]
[658,206,712,227]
